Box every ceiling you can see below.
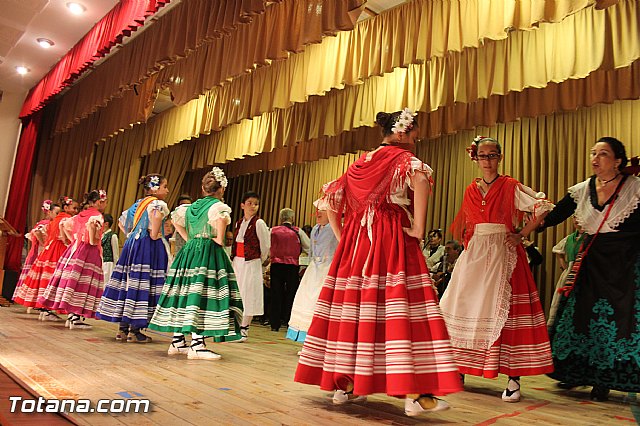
[0,0,409,97]
[0,0,120,94]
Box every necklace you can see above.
[598,174,619,186]
[482,174,500,185]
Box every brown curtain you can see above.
[52,0,365,136]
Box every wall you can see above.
[0,90,26,216]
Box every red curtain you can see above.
[3,114,42,271]
[19,0,170,119]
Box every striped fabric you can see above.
[149,238,243,340]
[295,205,462,397]
[12,235,42,300]
[38,242,104,318]
[12,240,69,308]
[452,250,553,377]
[96,236,168,328]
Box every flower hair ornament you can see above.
[147,176,160,191]
[211,166,228,188]
[41,200,52,212]
[392,108,417,135]
[63,196,74,206]
[98,189,107,201]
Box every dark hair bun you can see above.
[375,112,393,128]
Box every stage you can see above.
[0,305,636,425]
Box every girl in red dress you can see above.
[439,136,554,402]
[295,109,462,417]
[13,196,79,320]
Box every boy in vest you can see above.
[231,191,270,342]
[269,208,310,332]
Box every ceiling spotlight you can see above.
[66,2,86,15]
[36,38,55,49]
[16,66,30,75]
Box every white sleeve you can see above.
[146,200,170,219]
[171,204,189,227]
[118,211,127,228]
[515,184,555,216]
[552,236,568,255]
[207,202,232,227]
[405,157,434,191]
[111,234,120,262]
[87,214,104,228]
[256,219,271,262]
[299,229,311,255]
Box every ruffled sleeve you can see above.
[146,200,170,219]
[515,184,555,217]
[390,156,434,206]
[552,235,568,255]
[207,202,232,227]
[171,204,189,227]
[317,179,344,212]
[87,214,104,229]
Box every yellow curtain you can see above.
[52,0,365,136]
[181,99,639,314]
[52,0,627,155]
[171,2,640,163]
[217,61,639,177]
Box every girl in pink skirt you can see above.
[39,190,108,330]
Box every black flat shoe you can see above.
[557,382,577,389]
[590,386,610,401]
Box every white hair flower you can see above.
[41,200,52,212]
[98,189,107,200]
[212,167,228,188]
[391,108,417,135]
[148,176,160,191]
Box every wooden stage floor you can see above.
[0,305,638,425]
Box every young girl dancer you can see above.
[39,190,108,329]
[295,109,462,416]
[149,168,243,359]
[13,200,60,309]
[439,136,554,402]
[13,197,78,320]
[97,174,170,343]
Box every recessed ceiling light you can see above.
[36,38,55,49]
[16,66,30,75]
[66,2,86,15]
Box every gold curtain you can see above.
[176,2,640,168]
[52,0,365,135]
[218,61,640,177]
[51,0,625,155]
[182,99,639,314]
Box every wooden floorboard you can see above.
[0,305,638,425]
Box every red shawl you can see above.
[323,146,414,216]
[451,176,523,247]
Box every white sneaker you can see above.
[332,390,367,405]
[404,396,450,416]
[168,343,189,355]
[502,378,521,402]
[44,312,61,322]
[187,346,221,360]
[70,321,92,330]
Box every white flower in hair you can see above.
[98,189,107,200]
[392,108,417,135]
[148,176,160,190]
[211,166,228,188]
[42,200,51,211]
